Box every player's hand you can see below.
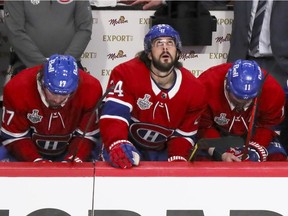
[108,140,140,169]
[62,155,83,163]
[221,151,242,162]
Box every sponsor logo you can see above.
[215,33,231,44]
[101,69,112,76]
[209,53,228,59]
[189,70,203,77]
[103,35,133,42]
[0,209,282,216]
[179,51,198,61]
[109,16,128,26]
[107,50,127,60]
[217,18,233,25]
[81,52,97,59]
[139,18,150,25]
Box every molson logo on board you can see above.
[179,51,198,61]
[215,33,231,44]
[109,16,128,26]
[107,50,127,60]
[103,35,133,42]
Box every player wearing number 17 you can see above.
[99,24,207,168]
[0,54,102,162]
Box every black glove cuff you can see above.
[212,147,227,161]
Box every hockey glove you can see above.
[108,140,140,169]
[227,142,268,162]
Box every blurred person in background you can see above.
[4,0,92,76]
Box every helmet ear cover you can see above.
[226,59,264,100]
[144,24,182,53]
[43,54,79,95]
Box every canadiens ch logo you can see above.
[27,109,43,124]
[214,113,229,126]
[137,94,153,110]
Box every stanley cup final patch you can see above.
[137,94,153,110]
[27,109,43,124]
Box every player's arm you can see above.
[251,89,285,148]
[1,101,42,162]
[65,77,103,162]
[168,84,207,161]
[99,67,140,168]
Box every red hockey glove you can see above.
[108,140,140,169]
[227,142,268,162]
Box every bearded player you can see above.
[197,60,287,162]
[99,24,207,168]
[0,54,102,162]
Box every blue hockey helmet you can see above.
[144,24,182,53]
[43,54,79,95]
[226,59,264,100]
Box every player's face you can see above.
[228,91,253,110]
[150,37,178,72]
[43,87,70,108]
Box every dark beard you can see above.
[151,54,177,72]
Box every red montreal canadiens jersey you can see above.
[1,65,102,161]
[197,63,285,148]
[99,57,207,160]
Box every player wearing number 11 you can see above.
[99,24,207,168]
[197,60,287,162]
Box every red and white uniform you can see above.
[100,57,207,161]
[1,65,102,161]
[197,63,285,148]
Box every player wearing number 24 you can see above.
[99,24,207,168]
[197,60,287,162]
[0,54,102,162]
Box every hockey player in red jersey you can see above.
[99,24,207,168]
[197,60,287,162]
[0,54,102,162]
